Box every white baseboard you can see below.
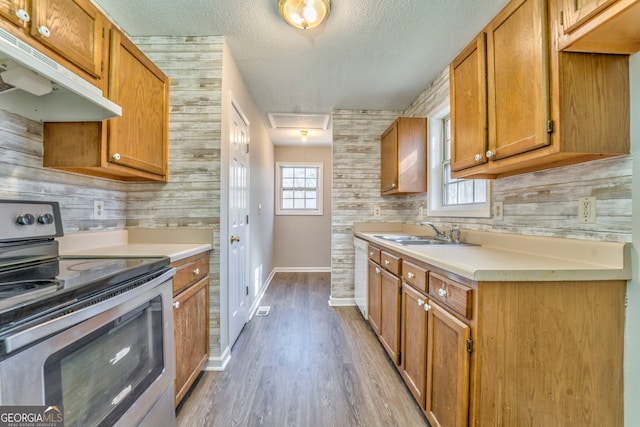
[205,346,231,371]
[328,297,356,306]
[248,268,277,319]
[273,267,332,273]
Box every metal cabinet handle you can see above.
[407,272,415,279]
[474,154,482,162]
[438,288,447,297]
[486,150,495,159]
[112,153,121,161]
[38,25,51,37]
[424,304,432,312]
[369,251,374,256]
[375,267,381,274]
[384,260,390,265]
[230,235,240,244]
[417,299,424,306]
[173,301,180,309]
[193,268,200,275]
[391,183,397,188]
[16,9,30,22]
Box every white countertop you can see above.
[58,229,213,263]
[355,224,630,282]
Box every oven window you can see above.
[44,296,164,427]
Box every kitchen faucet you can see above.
[421,222,448,241]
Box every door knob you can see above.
[230,235,240,244]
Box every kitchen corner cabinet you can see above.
[171,252,210,407]
[380,117,427,195]
[0,0,105,84]
[450,0,629,179]
[557,0,640,53]
[43,28,170,181]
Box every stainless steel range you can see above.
[0,200,177,427]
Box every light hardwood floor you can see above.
[176,272,429,427]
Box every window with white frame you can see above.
[427,100,490,217]
[276,162,323,215]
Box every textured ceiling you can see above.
[93,0,509,145]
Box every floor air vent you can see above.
[255,306,271,316]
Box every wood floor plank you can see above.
[177,272,429,426]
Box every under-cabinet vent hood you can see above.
[0,28,121,122]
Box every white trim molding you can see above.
[273,267,332,273]
[328,297,356,306]
[206,346,231,371]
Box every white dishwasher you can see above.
[354,237,369,319]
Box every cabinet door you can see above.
[174,276,210,406]
[401,284,428,409]
[425,301,471,427]
[108,29,169,178]
[0,0,28,27]
[486,0,550,161]
[450,34,488,172]
[30,0,104,77]
[380,269,401,364]
[367,260,382,335]
[561,0,618,33]
[380,120,398,193]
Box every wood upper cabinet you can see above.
[556,0,640,53]
[43,28,170,181]
[380,117,427,195]
[106,29,169,178]
[172,252,211,407]
[0,0,28,28]
[451,0,629,179]
[30,0,104,78]
[450,33,488,172]
[401,283,429,409]
[425,300,471,427]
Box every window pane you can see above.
[306,199,317,209]
[475,180,487,203]
[282,167,293,178]
[283,190,294,199]
[294,199,305,209]
[306,168,317,178]
[282,178,294,188]
[283,199,294,209]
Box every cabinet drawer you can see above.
[428,273,472,319]
[368,245,381,264]
[171,252,210,296]
[402,260,429,293]
[381,251,401,276]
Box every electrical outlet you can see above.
[373,206,381,217]
[578,196,596,224]
[494,201,504,221]
[94,200,104,219]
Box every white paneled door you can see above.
[228,101,249,347]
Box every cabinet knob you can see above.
[16,213,35,225]
[407,272,415,279]
[112,153,121,161]
[16,9,30,22]
[173,301,180,309]
[37,25,51,37]
[417,299,424,306]
[375,267,381,274]
[193,268,200,275]
[486,150,495,159]
[474,154,483,162]
[392,183,397,188]
[384,260,390,265]
[424,304,431,312]
[369,251,374,256]
[438,288,447,297]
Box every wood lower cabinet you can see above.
[401,284,429,408]
[43,28,170,181]
[364,238,625,427]
[379,268,401,364]
[380,117,427,195]
[171,252,210,407]
[425,300,470,427]
[367,260,382,335]
[450,0,629,180]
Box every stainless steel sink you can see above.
[373,234,476,246]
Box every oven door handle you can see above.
[1,268,175,355]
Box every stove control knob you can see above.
[16,213,35,225]
[38,213,55,225]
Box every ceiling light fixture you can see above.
[277,0,331,30]
[300,130,309,142]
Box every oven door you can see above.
[0,269,176,427]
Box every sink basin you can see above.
[373,234,476,246]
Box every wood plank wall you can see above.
[331,67,632,300]
[128,36,223,357]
